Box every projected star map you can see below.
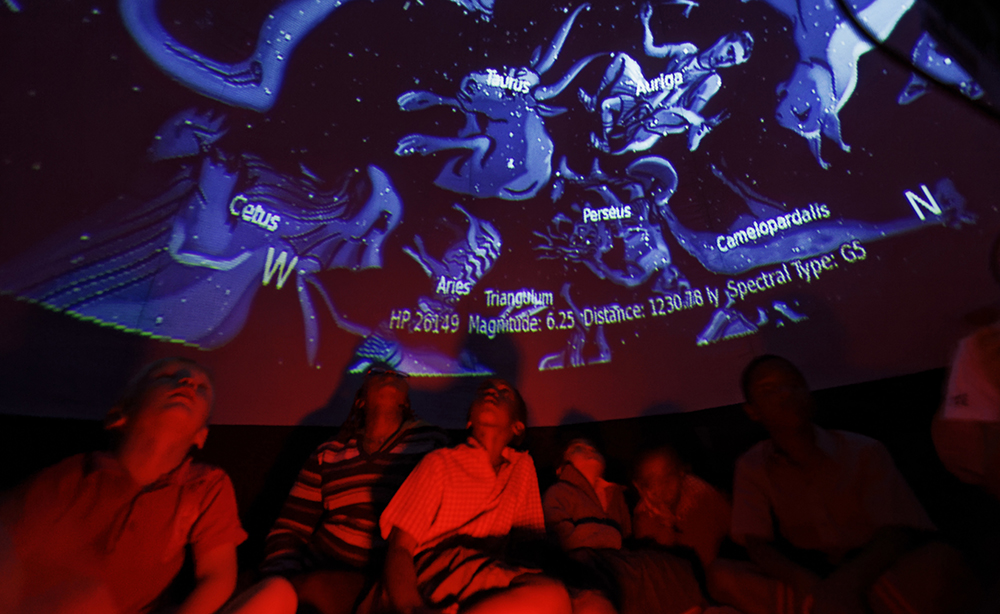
[0,0,997,426]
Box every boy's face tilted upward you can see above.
[468,378,525,447]
[119,360,214,449]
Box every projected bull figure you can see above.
[119,0,495,113]
[0,109,403,365]
[394,3,605,201]
[405,204,502,316]
[535,156,688,294]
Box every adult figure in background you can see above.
[225,368,448,614]
[632,446,731,569]
[709,355,975,614]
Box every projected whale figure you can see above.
[0,109,403,365]
[660,165,975,275]
[119,0,495,113]
[395,3,605,201]
[536,156,688,293]
[746,0,915,168]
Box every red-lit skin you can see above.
[108,360,237,614]
[384,379,583,614]
[709,359,919,614]
[220,373,411,614]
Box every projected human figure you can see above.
[897,32,984,105]
[535,156,688,294]
[0,108,403,366]
[395,3,606,201]
[745,0,916,168]
[119,0,495,113]
[579,2,753,154]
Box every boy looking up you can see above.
[377,378,575,614]
[0,357,246,614]
[709,355,971,614]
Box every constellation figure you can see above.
[580,2,752,154]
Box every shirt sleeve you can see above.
[189,469,247,561]
[859,441,936,533]
[260,445,327,574]
[379,451,446,544]
[730,448,774,546]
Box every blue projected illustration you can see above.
[660,166,975,275]
[898,32,984,105]
[0,109,403,365]
[346,328,493,377]
[536,156,688,293]
[405,204,502,315]
[580,2,752,154]
[697,300,808,345]
[747,0,915,168]
[394,3,605,201]
[538,283,611,371]
[120,0,495,113]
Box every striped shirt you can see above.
[261,419,448,573]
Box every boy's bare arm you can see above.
[812,526,917,612]
[384,526,429,614]
[176,542,238,614]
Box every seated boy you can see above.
[0,357,247,614]
[543,438,631,552]
[632,446,731,568]
[225,367,448,614]
[543,440,704,614]
[377,378,576,614]
[709,355,973,614]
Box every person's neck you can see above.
[362,412,403,453]
[472,428,509,473]
[770,423,820,466]
[117,434,190,487]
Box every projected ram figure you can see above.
[580,2,753,154]
[0,109,403,365]
[394,3,605,201]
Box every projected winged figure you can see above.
[119,0,495,113]
[746,0,916,168]
[535,156,688,294]
[580,2,753,154]
[394,3,606,201]
[0,109,403,365]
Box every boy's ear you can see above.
[512,421,525,438]
[105,406,127,430]
[742,401,761,423]
[193,426,209,450]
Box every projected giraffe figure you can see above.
[580,2,753,154]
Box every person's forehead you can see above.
[749,360,803,389]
